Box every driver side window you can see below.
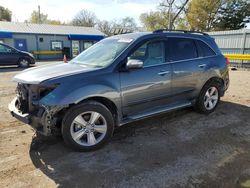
[128,40,165,67]
[0,44,12,53]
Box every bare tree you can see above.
[96,20,113,36]
[159,0,189,29]
[97,17,137,36]
[72,9,97,27]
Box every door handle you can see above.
[158,71,170,76]
[198,64,206,68]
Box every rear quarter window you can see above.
[168,38,198,61]
[196,40,216,57]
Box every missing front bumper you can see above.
[9,97,30,124]
[8,98,64,136]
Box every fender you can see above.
[196,65,228,96]
[39,84,121,109]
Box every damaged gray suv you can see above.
[9,30,229,151]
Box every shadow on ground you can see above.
[29,101,250,188]
[0,66,32,73]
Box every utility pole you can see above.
[168,0,174,30]
[168,4,171,29]
[38,5,41,24]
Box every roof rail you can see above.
[153,29,208,36]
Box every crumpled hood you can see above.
[13,62,96,84]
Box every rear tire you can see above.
[18,58,30,68]
[195,81,221,114]
[62,101,115,152]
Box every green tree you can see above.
[140,11,169,31]
[140,0,189,31]
[215,0,250,30]
[29,10,48,24]
[0,6,12,21]
[186,0,221,31]
[48,20,62,25]
[28,10,61,25]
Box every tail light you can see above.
[225,56,230,65]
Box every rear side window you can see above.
[196,40,216,57]
[168,38,198,61]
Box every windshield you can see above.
[70,38,132,68]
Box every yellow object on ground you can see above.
[32,51,62,55]
[224,54,250,60]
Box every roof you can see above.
[110,32,150,40]
[0,21,105,36]
[110,31,212,41]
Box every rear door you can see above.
[0,44,19,65]
[168,37,201,100]
[120,39,172,116]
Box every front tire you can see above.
[62,101,115,152]
[18,58,30,68]
[195,81,221,114]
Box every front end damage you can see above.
[9,83,67,136]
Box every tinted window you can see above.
[51,41,63,50]
[196,40,216,57]
[169,38,197,61]
[0,44,12,53]
[129,41,165,67]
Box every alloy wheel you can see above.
[70,111,107,146]
[204,86,219,110]
[19,59,29,67]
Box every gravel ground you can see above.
[0,63,250,188]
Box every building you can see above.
[207,29,250,67]
[207,29,250,54]
[0,21,105,60]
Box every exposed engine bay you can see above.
[12,83,66,136]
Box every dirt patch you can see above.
[0,66,250,188]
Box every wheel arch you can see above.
[17,56,31,67]
[18,56,31,62]
[77,96,120,126]
[201,76,224,96]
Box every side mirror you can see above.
[126,59,143,70]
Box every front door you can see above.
[120,39,172,116]
[0,44,19,65]
[72,40,80,57]
[14,39,27,51]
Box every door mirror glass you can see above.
[126,59,143,69]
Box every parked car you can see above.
[0,43,35,67]
[9,30,229,151]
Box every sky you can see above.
[1,0,249,28]
[0,0,161,25]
